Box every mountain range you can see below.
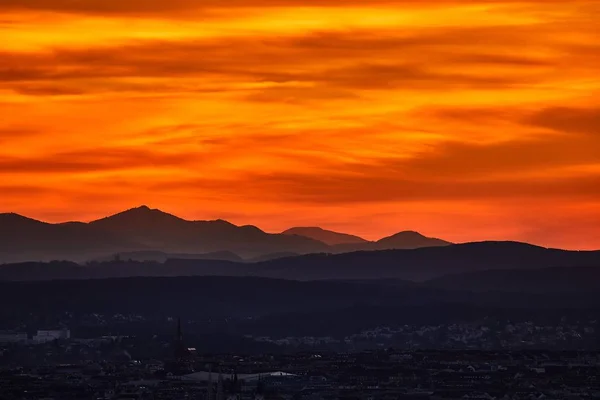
[0,205,450,263]
[3,205,599,290]
[2,241,599,283]
[3,267,600,327]
[282,227,368,245]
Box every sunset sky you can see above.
[1,0,599,249]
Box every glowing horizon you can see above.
[1,0,599,249]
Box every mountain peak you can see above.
[90,206,185,229]
[383,231,427,239]
[240,224,265,234]
[127,205,161,214]
[0,212,46,225]
[377,230,451,249]
[211,218,236,226]
[118,205,170,215]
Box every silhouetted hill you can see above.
[0,206,459,263]
[0,206,329,262]
[0,213,139,263]
[0,259,256,281]
[330,231,452,253]
[92,206,329,257]
[0,276,420,317]
[1,276,599,327]
[376,231,451,249]
[247,252,301,262]
[251,241,600,281]
[2,241,599,282]
[0,261,84,281]
[426,266,600,293]
[283,227,367,245]
[94,250,244,263]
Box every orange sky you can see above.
[1,0,599,249]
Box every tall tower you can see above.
[217,370,224,400]
[207,366,213,400]
[175,317,187,360]
[227,372,241,400]
[255,375,265,400]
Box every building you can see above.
[0,331,28,343]
[164,318,193,375]
[34,328,70,343]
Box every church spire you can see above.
[174,317,187,360]
[207,365,213,400]
[217,370,224,400]
[255,373,265,400]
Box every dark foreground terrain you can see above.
[1,348,599,400]
[2,273,600,352]
[2,241,600,282]
[2,264,600,399]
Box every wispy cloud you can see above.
[0,0,599,248]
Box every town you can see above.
[1,346,599,399]
[1,318,600,399]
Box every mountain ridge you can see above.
[0,206,454,263]
[425,265,600,293]
[376,230,451,249]
[282,226,368,245]
[2,241,599,282]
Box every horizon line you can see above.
[2,204,598,252]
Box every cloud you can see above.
[527,107,600,135]
[0,24,580,99]
[0,0,599,249]
[0,127,39,140]
[148,125,600,205]
[0,147,199,174]
[150,169,600,205]
[399,124,600,178]
[0,0,202,15]
[9,85,87,96]
[0,0,593,15]
[0,185,51,195]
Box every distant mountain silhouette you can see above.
[89,206,330,258]
[2,241,599,283]
[3,276,600,327]
[376,231,451,249]
[329,230,452,253]
[282,225,451,252]
[0,206,330,262]
[426,266,600,293]
[94,250,244,263]
[90,205,187,238]
[0,213,139,263]
[247,252,301,262]
[0,206,454,263]
[250,241,600,281]
[282,227,367,245]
